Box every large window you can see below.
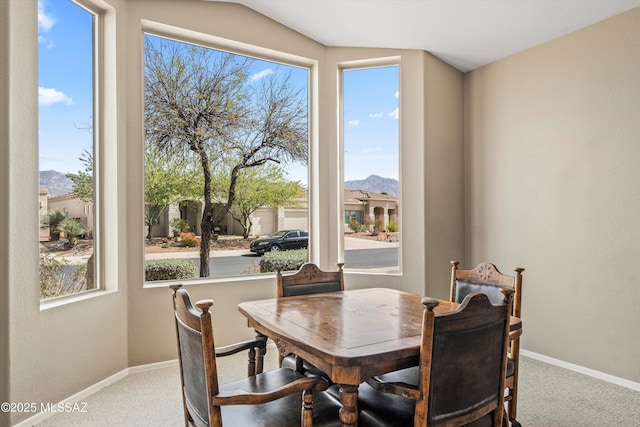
[143,34,309,282]
[38,0,98,299]
[342,65,400,272]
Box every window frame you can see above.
[39,0,114,307]
[339,59,402,275]
[140,23,318,284]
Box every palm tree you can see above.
[59,218,87,247]
[42,209,68,241]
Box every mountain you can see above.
[40,170,74,197]
[344,175,399,197]
[39,170,399,198]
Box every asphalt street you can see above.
[56,237,400,283]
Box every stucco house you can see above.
[152,189,398,238]
[343,189,398,233]
[47,193,95,239]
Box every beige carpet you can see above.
[36,351,640,426]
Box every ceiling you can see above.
[213,0,640,71]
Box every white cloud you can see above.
[251,68,274,81]
[348,119,360,126]
[388,108,399,119]
[368,112,384,119]
[38,1,56,33]
[39,87,74,106]
[38,1,56,47]
[395,90,399,98]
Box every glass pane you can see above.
[38,0,96,299]
[143,35,309,281]
[343,66,400,272]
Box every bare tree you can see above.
[144,36,307,277]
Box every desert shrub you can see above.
[386,221,399,232]
[171,218,190,235]
[40,255,87,299]
[348,218,362,233]
[145,259,198,281]
[364,217,375,232]
[259,249,308,273]
[180,232,200,247]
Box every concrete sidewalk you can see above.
[344,235,398,250]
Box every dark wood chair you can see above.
[170,285,342,427]
[355,291,514,427]
[277,262,345,298]
[276,263,344,376]
[450,261,524,427]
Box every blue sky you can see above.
[343,66,399,182]
[38,0,399,184]
[38,0,94,174]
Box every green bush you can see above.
[386,221,399,232]
[145,259,198,281]
[171,218,190,235]
[259,249,308,273]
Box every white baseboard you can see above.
[128,358,178,374]
[13,360,179,427]
[521,349,640,392]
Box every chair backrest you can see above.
[450,261,524,318]
[171,285,222,427]
[416,291,513,426]
[276,262,345,298]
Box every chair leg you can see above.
[507,397,520,427]
[301,389,313,427]
[501,408,509,427]
[508,384,519,427]
[504,398,520,427]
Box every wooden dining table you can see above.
[238,287,522,426]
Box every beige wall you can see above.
[424,51,466,298]
[2,0,464,424]
[465,7,640,381]
[1,0,10,424]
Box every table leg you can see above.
[338,384,358,426]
